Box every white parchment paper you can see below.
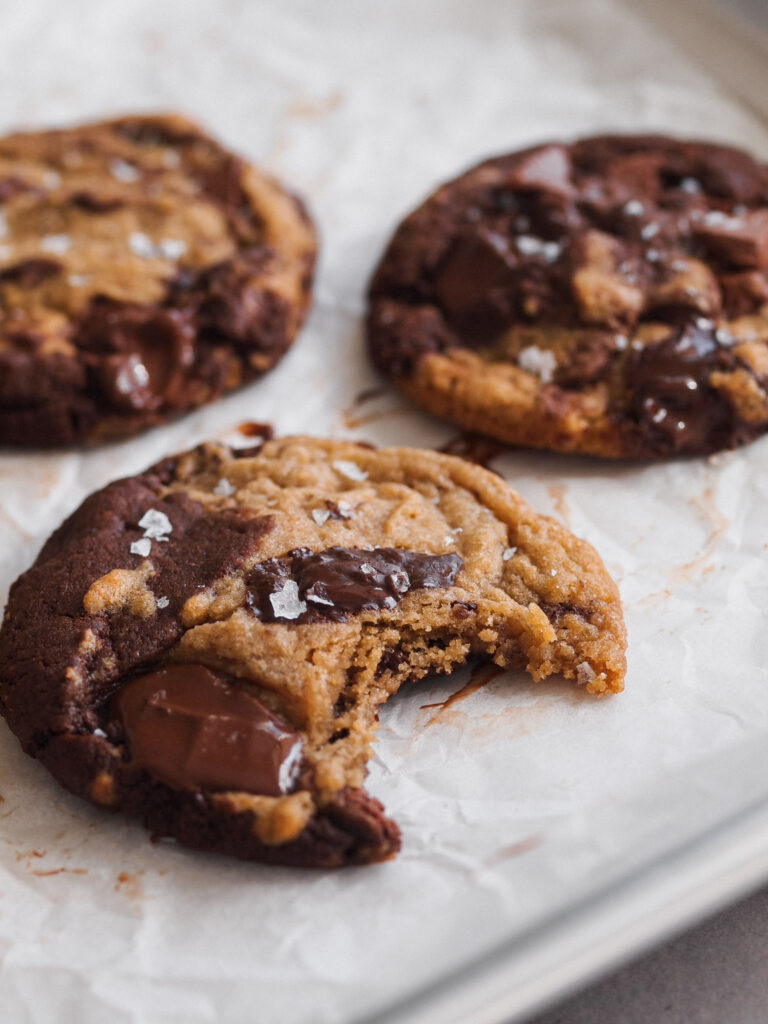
[1,1,768,1021]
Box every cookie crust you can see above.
[0,114,316,446]
[0,437,626,867]
[368,135,768,458]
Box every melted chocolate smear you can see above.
[115,664,302,796]
[238,421,274,440]
[439,432,508,467]
[246,547,462,624]
[626,319,738,452]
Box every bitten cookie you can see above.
[0,437,626,867]
[368,135,768,458]
[0,114,316,446]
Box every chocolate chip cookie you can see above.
[0,436,626,867]
[368,135,768,458]
[0,114,316,446]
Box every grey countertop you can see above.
[526,884,768,1024]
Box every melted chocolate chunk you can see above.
[246,547,462,624]
[626,320,737,451]
[115,664,302,796]
[79,302,196,411]
[433,229,517,336]
[0,258,62,286]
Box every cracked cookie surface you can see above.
[368,135,768,458]
[0,436,626,867]
[0,113,316,446]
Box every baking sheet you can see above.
[2,1,768,1022]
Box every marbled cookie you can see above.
[0,113,316,446]
[368,135,768,457]
[0,437,626,867]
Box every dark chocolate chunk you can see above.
[0,258,62,286]
[79,302,196,411]
[69,190,126,213]
[692,210,768,269]
[246,547,462,624]
[115,664,302,796]
[503,145,574,197]
[626,320,736,451]
[433,228,517,331]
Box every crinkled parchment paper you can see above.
[1,1,768,1021]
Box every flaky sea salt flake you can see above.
[213,478,235,497]
[129,231,156,258]
[40,234,71,255]
[158,238,187,260]
[130,537,152,557]
[502,546,517,560]
[516,235,561,263]
[138,508,172,540]
[311,508,331,525]
[110,159,140,183]
[518,345,557,384]
[332,459,368,482]
[156,596,170,609]
[269,580,307,620]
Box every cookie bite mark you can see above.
[368,135,768,458]
[0,113,317,447]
